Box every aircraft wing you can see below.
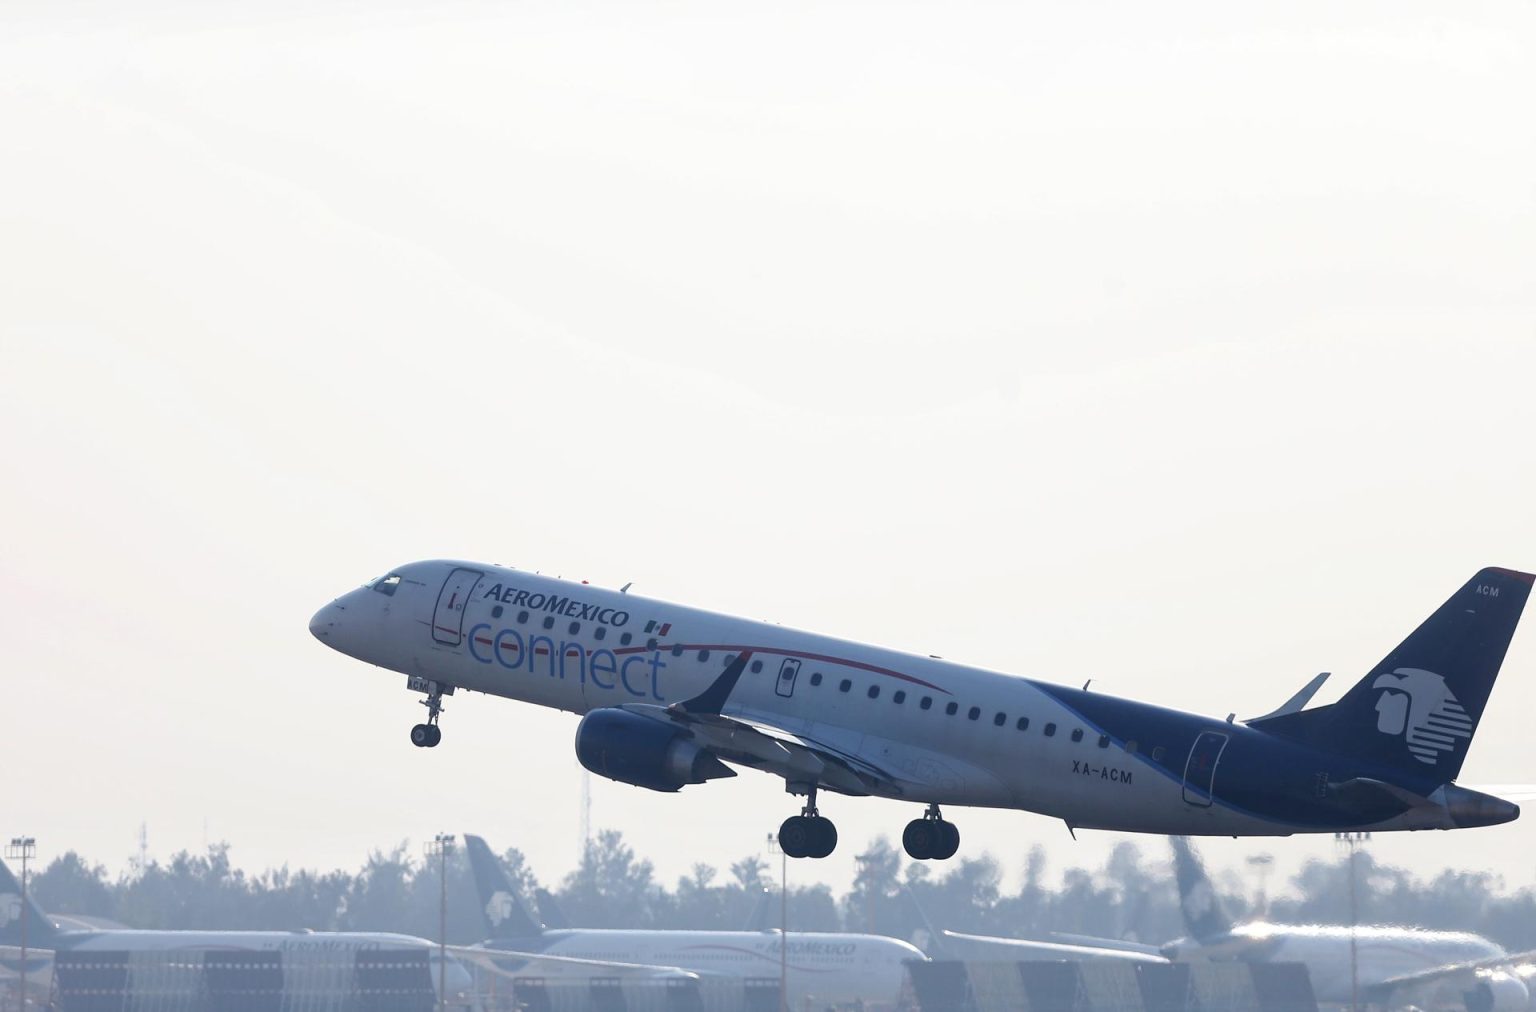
[447,944,700,981]
[616,702,898,797]
[613,648,904,797]
[1364,949,1536,1000]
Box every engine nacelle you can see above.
[575,708,736,792]
[1466,971,1530,1012]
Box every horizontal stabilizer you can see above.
[1246,672,1330,722]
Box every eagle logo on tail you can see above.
[1372,668,1473,765]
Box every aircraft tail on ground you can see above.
[1169,837,1234,944]
[463,835,544,938]
[1250,567,1532,780]
[0,857,60,949]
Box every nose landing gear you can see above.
[408,677,451,748]
[903,803,960,860]
[778,787,837,859]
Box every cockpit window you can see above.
[367,573,401,596]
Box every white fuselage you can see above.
[1170,923,1504,1005]
[34,930,474,999]
[490,928,922,1008]
[313,561,1448,837]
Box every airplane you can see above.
[310,562,1530,860]
[1163,836,1536,1010]
[461,834,925,1008]
[0,856,477,1005]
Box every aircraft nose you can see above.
[309,602,339,643]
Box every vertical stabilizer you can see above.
[0,857,60,949]
[463,835,544,939]
[1170,838,1234,943]
[1250,568,1532,780]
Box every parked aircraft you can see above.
[0,856,476,1004]
[1165,836,1536,1009]
[311,563,1529,859]
[461,834,924,1008]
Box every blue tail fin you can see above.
[0,856,60,949]
[1169,838,1233,943]
[1250,567,1532,780]
[462,835,544,938]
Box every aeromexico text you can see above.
[482,584,631,627]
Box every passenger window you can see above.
[920,697,933,710]
[491,605,503,619]
[1071,728,1084,742]
[698,649,710,662]
[1016,717,1029,731]
[569,621,580,635]
[750,660,763,673]
[671,644,684,657]
[839,679,852,693]
[867,685,880,699]
[809,673,823,686]
[724,654,737,665]
[1152,746,1166,761]
[543,616,555,630]
[945,702,958,716]
[647,638,658,650]
[1044,723,1057,737]
[621,632,633,645]
[594,626,606,641]
[967,706,980,721]
[993,712,1006,727]
[893,690,906,704]
[517,610,529,623]
[1098,734,1111,748]
[1125,740,1138,754]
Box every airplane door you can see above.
[432,567,484,646]
[1182,731,1228,806]
[775,658,802,698]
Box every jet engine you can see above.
[1465,970,1531,1012]
[575,708,736,792]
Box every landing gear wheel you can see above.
[935,820,960,860]
[778,816,814,859]
[778,787,838,859]
[902,819,938,860]
[807,817,838,859]
[903,805,959,860]
[410,680,449,749]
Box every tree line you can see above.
[26,831,1536,953]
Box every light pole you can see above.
[1335,832,1370,1012]
[766,833,787,1012]
[424,833,455,1012]
[1245,853,1274,917]
[5,837,35,1012]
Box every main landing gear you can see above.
[903,804,960,860]
[778,788,837,859]
[408,678,450,748]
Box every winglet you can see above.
[673,651,753,716]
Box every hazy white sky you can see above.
[3,0,1535,911]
